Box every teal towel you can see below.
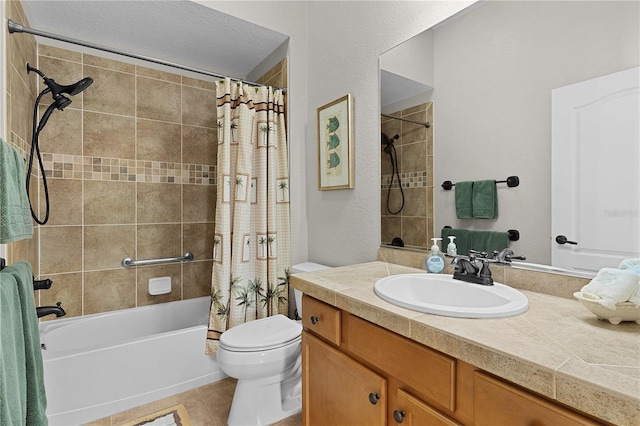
[442,228,509,255]
[1,262,48,425]
[1,267,27,425]
[0,140,34,243]
[455,181,473,219]
[472,179,498,219]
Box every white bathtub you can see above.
[39,296,225,425]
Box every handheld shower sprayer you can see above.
[381,132,404,214]
[26,63,94,224]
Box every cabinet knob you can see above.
[368,392,380,405]
[393,410,406,423]
[310,315,319,324]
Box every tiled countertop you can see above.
[291,261,640,426]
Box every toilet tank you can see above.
[291,262,331,319]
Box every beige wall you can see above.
[381,102,434,250]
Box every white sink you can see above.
[374,274,528,318]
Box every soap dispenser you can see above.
[447,236,457,256]
[426,238,445,273]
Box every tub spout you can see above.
[37,302,66,318]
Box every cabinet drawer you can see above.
[394,389,462,426]
[302,295,341,345]
[346,314,456,411]
[473,371,601,426]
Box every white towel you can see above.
[580,268,640,310]
[618,258,640,275]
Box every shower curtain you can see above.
[206,78,290,354]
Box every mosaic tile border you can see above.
[41,153,216,185]
[381,171,429,190]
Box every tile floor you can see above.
[86,377,302,426]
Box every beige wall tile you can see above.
[136,65,181,83]
[136,224,181,260]
[9,68,35,143]
[84,268,136,314]
[37,55,84,108]
[37,105,83,155]
[39,226,82,274]
[183,260,213,299]
[84,180,136,225]
[84,225,136,270]
[38,45,82,63]
[183,184,216,222]
[183,222,215,261]
[38,272,82,319]
[182,76,216,91]
[45,179,82,225]
[182,125,216,166]
[136,264,182,306]
[136,77,181,122]
[83,65,135,115]
[83,54,135,74]
[84,111,135,159]
[402,217,427,248]
[137,182,182,223]
[182,85,216,128]
[136,119,181,162]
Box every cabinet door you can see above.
[473,371,601,426]
[303,331,386,426]
[391,389,462,426]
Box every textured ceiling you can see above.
[19,0,289,79]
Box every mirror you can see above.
[380,0,639,272]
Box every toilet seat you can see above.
[220,314,302,352]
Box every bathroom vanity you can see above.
[292,262,639,426]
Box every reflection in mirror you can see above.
[380,0,639,274]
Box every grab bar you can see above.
[121,252,194,268]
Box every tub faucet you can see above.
[36,302,66,318]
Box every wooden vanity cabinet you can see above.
[302,295,603,426]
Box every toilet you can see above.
[217,262,330,426]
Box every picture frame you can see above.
[317,94,354,190]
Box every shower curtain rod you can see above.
[7,19,283,91]
[382,113,431,128]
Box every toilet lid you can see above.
[220,314,302,351]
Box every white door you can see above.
[552,67,640,273]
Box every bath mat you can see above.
[121,404,192,426]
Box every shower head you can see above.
[27,63,93,110]
[381,132,399,155]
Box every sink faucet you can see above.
[36,302,66,318]
[450,249,526,286]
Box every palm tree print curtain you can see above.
[206,78,290,354]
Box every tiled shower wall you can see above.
[33,45,218,317]
[381,102,434,250]
[5,0,288,318]
[5,0,38,270]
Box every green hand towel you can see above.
[470,230,509,254]
[472,179,498,219]
[2,262,48,425]
[0,140,34,243]
[1,271,28,425]
[455,181,473,219]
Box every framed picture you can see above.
[317,94,354,190]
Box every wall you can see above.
[432,1,640,264]
[205,0,474,267]
[381,102,434,250]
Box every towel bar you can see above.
[121,252,194,268]
[443,226,519,241]
[442,176,519,190]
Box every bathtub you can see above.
[38,296,225,425]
